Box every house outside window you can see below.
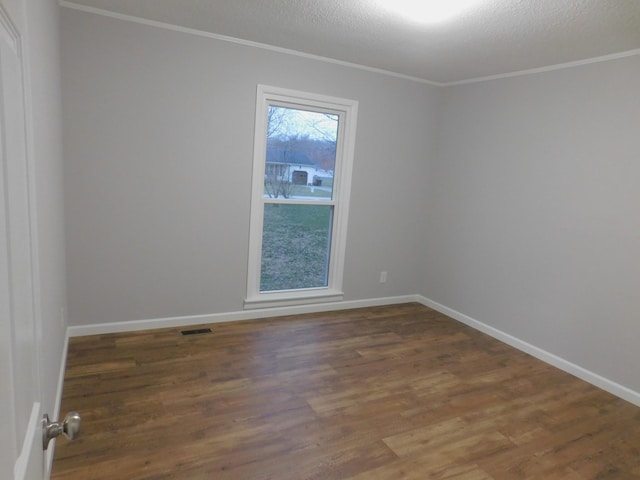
[245,85,358,309]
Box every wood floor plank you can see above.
[52,303,640,479]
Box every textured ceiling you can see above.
[61,0,640,85]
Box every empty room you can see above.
[2,1,640,479]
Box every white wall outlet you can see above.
[379,271,387,283]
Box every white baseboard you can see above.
[67,295,420,337]
[64,293,640,408]
[415,295,640,407]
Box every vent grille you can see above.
[181,328,213,336]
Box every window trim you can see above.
[244,85,358,309]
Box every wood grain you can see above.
[51,303,640,479]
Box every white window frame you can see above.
[244,85,358,309]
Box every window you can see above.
[245,85,358,309]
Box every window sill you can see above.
[244,288,344,310]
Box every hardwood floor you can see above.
[51,303,640,479]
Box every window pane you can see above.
[260,204,333,292]
[264,106,338,200]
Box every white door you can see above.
[0,5,44,479]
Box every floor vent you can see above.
[181,328,213,336]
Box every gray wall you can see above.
[427,56,640,392]
[61,9,438,325]
[61,7,640,395]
